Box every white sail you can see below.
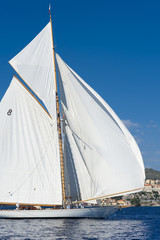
[9,22,56,119]
[56,54,145,202]
[64,125,94,201]
[0,77,62,205]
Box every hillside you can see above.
[145,168,160,180]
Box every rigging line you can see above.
[9,65,52,119]
[67,75,130,148]
[61,103,92,150]
[61,106,81,201]
[8,132,55,198]
[65,133,81,201]
[71,131,94,185]
[65,122,92,150]
[62,110,94,188]
[59,69,128,149]
[66,62,124,133]
[63,62,132,144]
[65,125,95,198]
[69,126,92,150]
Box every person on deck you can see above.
[16,202,20,210]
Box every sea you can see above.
[0,207,159,240]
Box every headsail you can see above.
[9,22,56,119]
[56,54,145,202]
[0,77,62,205]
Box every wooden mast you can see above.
[50,13,66,208]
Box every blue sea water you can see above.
[0,207,159,240]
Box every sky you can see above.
[0,0,160,170]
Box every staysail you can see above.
[0,77,62,205]
[56,54,145,202]
[9,22,56,119]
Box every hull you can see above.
[0,207,117,219]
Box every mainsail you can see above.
[56,54,145,202]
[9,22,56,119]
[0,77,62,205]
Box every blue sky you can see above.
[0,0,160,170]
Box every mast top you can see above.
[49,3,52,21]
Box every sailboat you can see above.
[0,12,145,219]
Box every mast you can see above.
[50,13,66,207]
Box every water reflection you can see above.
[0,207,159,240]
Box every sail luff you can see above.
[50,14,66,207]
